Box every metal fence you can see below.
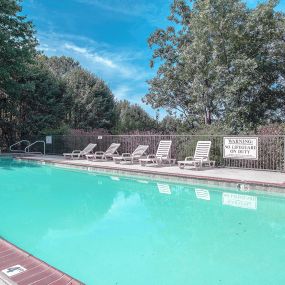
[26,134,285,172]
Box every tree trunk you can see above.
[204,107,212,125]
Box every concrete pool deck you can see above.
[16,154,285,193]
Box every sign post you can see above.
[223,137,258,160]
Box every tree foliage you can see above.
[44,56,116,130]
[0,0,37,88]
[0,56,67,144]
[44,56,80,78]
[15,59,66,138]
[145,0,285,133]
[0,0,38,144]
[114,100,156,133]
[159,115,190,133]
[0,0,116,146]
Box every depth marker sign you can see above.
[2,265,26,277]
[223,137,258,160]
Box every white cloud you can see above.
[74,0,173,25]
[113,85,132,100]
[63,43,117,68]
[37,32,151,83]
[76,0,157,18]
[40,43,57,52]
[61,42,149,81]
[36,32,157,116]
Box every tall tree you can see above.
[63,65,115,130]
[146,0,285,133]
[44,56,80,78]
[0,0,37,145]
[114,100,156,133]
[159,115,190,133]
[0,0,37,89]
[16,59,66,139]
[43,56,116,130]
[224,0,285,131]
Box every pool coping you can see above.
[17,156,285,195]
[0,237,83,285]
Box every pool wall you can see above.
[16,156,285,196]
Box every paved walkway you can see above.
[19,155,285,190]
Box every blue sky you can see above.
[22,0,285,117]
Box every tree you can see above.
[0,0,37,89]
[64,68,116,130]
[0,55,67,144]
[0,0,38,145]
[114,100,156,133]
[159,115,190,133]
[15,59,66,138]
[145,0,285,133]
[44,56,80,78]
[224,0,285,132]
[43,56,116,130]
[0,0,130,147]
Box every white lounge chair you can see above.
[63,143,97,159]
[86,143,120,161]
[178,141,215,169]
[139,140,175,166]
[113,145,149,164]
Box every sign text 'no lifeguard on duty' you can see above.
[223,137,259,160]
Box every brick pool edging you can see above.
[0,238,83,285]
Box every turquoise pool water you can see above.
[0,158,285,284]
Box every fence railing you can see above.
[29,134,285,172]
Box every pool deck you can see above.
[17,154,285,193]
[0,238,82,285]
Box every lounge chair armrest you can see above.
[122,153,131,157]
[194,157,209,164]
[72,150,81,153]
[156,155,169,160]
[147,154,156,159]
[200,157,209,161]
[185,156,194,161]
[132,154,141,158]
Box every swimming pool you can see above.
[0,157,285,284]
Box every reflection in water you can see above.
[136,180,149,184]
[222,192,257,210]
[110,176,120,181]
[195,188,210,201]
[157,183,172,195]
[39,192,143,241]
